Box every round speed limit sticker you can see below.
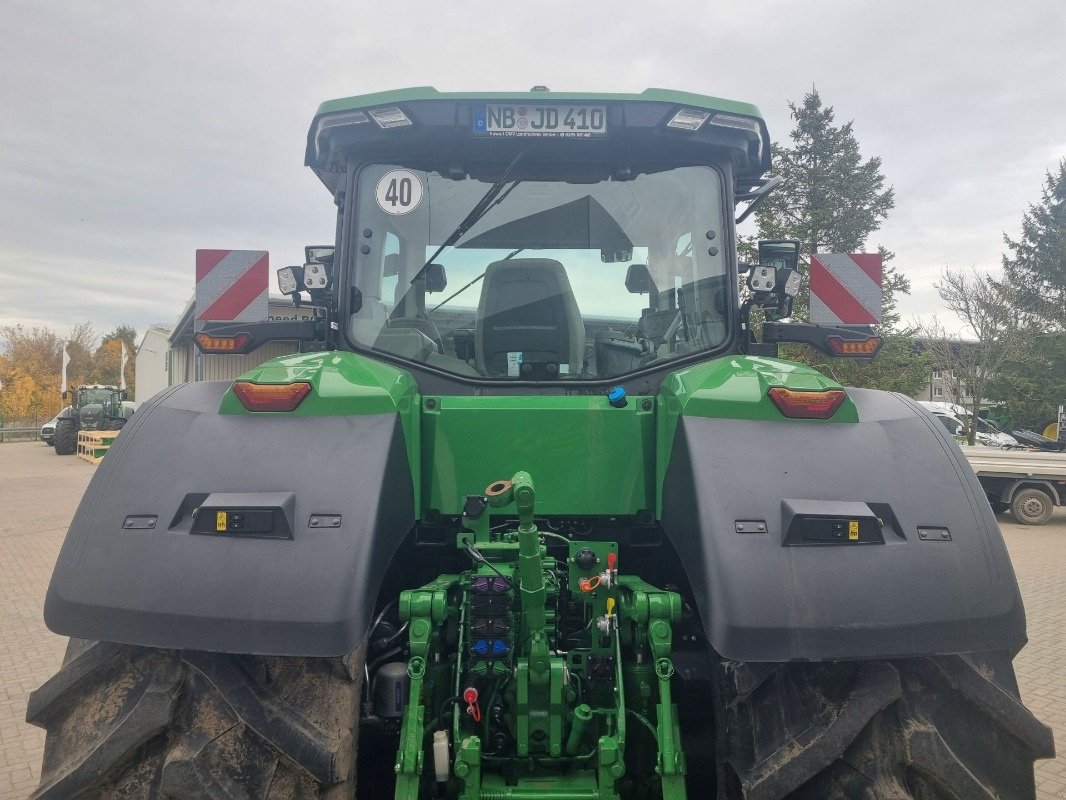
[375,170,423,215]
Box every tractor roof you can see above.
[312,87,764,121]
[305,87,771,192]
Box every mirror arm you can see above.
[762,321,882,357]
[197,319,326,355]
[735,176,784,224]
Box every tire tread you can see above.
[718,652,1053,800]
[28,642,363,800]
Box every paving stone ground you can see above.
[0,440,1063,799]
[0,442,89,799]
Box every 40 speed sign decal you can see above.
[375,169,423,215]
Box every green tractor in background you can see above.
[30,88,1053,799]
[52,384,132,455]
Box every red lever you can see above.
[607,552,617,570]
[463,688,481,722]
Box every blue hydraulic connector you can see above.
[607,386,628,408]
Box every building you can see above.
[913,368,980,407]
[134,324,173,402]
[166,297,320,386]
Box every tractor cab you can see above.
[72,385,126,430]
[290,89,790,387]
[205,88,877,383]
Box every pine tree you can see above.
[1002,160,1066,331]
[756,90,895,262]
[755,90,900,321]
[752,90,922,393]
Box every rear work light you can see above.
[195,332,250,353]
[827,335,883,357]
[233,382,311,412]
[369,106,412,129]
[768,387,847,420]
[667,108,711,131]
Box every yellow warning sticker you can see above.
[848,520,859,540]
[216,511,227,532]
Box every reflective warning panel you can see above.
[810,253,882,326]
[194,250,269,329]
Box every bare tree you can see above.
[920,269,1033,445]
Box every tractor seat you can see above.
[475,258,585,377]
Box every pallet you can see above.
[77,430,122,465]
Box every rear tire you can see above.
[715,653,1054,799]
[26,639,365,799]
[53,418,77,455]
[1010,488,1054,526]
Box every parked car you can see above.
[917,402,1019,448]
[40,408,70,446]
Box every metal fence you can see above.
[0,427,41,443]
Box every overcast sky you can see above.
[1,0,1064,344]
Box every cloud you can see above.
[1,0,1063,341]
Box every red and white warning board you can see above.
[809,253,882,326]
[194,250,268,329]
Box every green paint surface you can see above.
[421,395,656,517]
[220,350,422,513]
[219,350,418,417]
[220,351,853,521]
[655,355,857,515]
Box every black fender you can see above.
[661,388,1026,662]
[44,380,414,656]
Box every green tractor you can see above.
[31,88,1053,799]
[52,384,131,455]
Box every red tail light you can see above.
[233,381,311,412]
[768,387,847,419]
[826,335,882,357]
[195,332,251,353]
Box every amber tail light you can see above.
[233,382,312,412]
[826,335,882,357]
[195,332,251,353]
[768,387,847,420]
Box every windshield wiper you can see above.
[410,147,530,286]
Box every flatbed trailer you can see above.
[962,446,1066,525]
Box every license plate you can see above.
[474,104,607,137]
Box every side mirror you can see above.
[422,263,448,293]
[304,245,335,264]
[120,389,129,401]
[758,239,800,271]
[746,238,802,318]
[625,264,652,294]
[384,253,402,278]
[601,248,633,263]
